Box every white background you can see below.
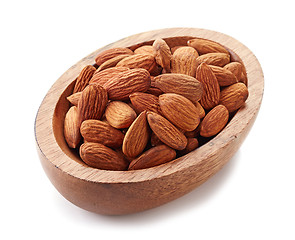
[1,0,294,239]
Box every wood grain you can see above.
[35,28,264,215]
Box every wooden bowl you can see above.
[35,28,264,215]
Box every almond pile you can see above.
[64,37,249,171]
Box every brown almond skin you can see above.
[96,54,131,72]
[187,38,229,55]
[105,101,137,129]
[159,93,200,131]
[122,111,150,158]
[153,38,172,72]
[103,68,151,101]
[219,82,249,112]
[196,62,220,110]
[67,92,82,106]
[73,65,96,93]
[178,138,199,155]
[89,67,129,86]
[224,62,243,82]
[150,132,162,146]
[80,142,128,171]
[200,105,229,137]
[196,53,230,67]
[153,73,203,103]
[145,87,163,96]
[171,46,199,77]
[128,145,176,170]
[95,47,134,66]
[209,65,238,86]
[147,111,187,150]
[129,92,161,114]
[117,54,157,73]
[195,101,206,118]
[77,84,108,126]
[134,45,155,56]
[64,106,81,148]
[80,120,124,148]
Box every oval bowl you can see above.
[35,28,264,215]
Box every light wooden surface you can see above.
[35,28,264,215]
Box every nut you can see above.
[117,54,157,73]
[89,67,129,86]
[64,37,249,171]
[122,111,150,158]
[77,84,108,126]
[129,92,162,114]
[128,145,176,170]
[95,47,134,66]
[153,73,203,103]
[219,82,248,112]
[103,68,151,100]
[187,38,229,55]
[146,111,187,150]
[159,93,200,131]
[196,62,220,110]
[209,65,238,86]
[171,46,199,77]
[80,120,124,148]
[200,105,229,137]
[80,142,128,171]
[105,101,137,129]
[73,65,96,93]
[196,52,230,67]
[64,106,81,148]
[153,38,172,72]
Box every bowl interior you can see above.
[52,36,245,168]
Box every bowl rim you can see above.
[35,27,264,184]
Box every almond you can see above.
[128,145,176,170]
[89,66,129,86]
[122,111,150,158]
[150,132,162,146]
[219,82,248,112]
[187,38,229,55]
[67,91,82,106]
[73,65,96,93]
[129,92,161,114]
[209,65,238,86]
[80,119,124,148]
[134,45,155,56]
[196,62,220,110]
[153,73,203,103]
[64,106,81,148]
[223,62,243,82]
[146,111,187,150]
[77,84,108,126]
[105,101,137,129]
[152,38,172,72]
[195,101,206,118]
[178,137,199,155]
[224,61,248,85]
[159,93,200,131]
[103,68,151,100]
[171,46,199,77]
[196,52,230,67]
[145,87,163,96]
[117,54,157,73]
[95,47,134,66]
[96,54,131,72]
[171,46,182,54]
[80,142,128,170]
[200,105,229,137]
